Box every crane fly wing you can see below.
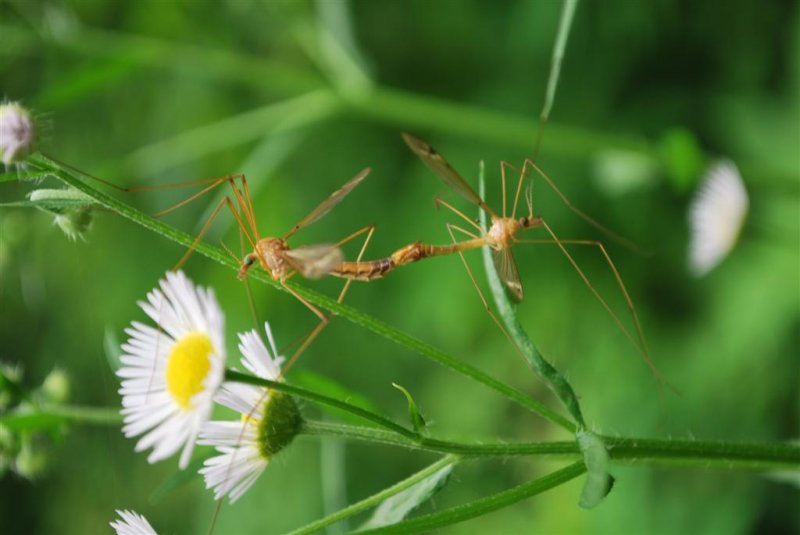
[493,247,523,302]
[282,244,344,279]
[283,168,371,240]
[402,133,496,218]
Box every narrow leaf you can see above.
[360,464,453,529]
[478,163,585,429]
[392,383,427,435]
[577,431,614,509]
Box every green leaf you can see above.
[577,431,614,509]
[360,464,453,530]
[392,383,427,435]
[478,163,584,429]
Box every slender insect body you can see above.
[255,237,291,280]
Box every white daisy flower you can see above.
[0,102,35,165]
[199,323,302,503]
[688,160,749,277]
[109,510,157,535]
[118,271,226,469]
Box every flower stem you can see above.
[0,404,121,430]
[302,420,579,457]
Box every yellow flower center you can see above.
[166,332,213,410]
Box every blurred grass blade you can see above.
[360,464,453,530]
[308,0,374,99]
[533,0,578,158]
[576,430,614,509]
[125,90,341,175]
[149,454,209,504]
[103,327,122,371]
[478,162,585,428]
[392,383,427,435]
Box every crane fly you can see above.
[403,132,661,380]
[325,133,659,380]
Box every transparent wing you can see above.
[283,168,371,240]
[402,133,496,218]
[282,244,344,280]
[492,247,523,302]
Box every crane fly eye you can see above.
[245,255,255,266]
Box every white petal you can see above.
[688,160,749,276]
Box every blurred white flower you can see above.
[0,102,35,165]
[199,323,301,503]
[688,160,749,276]
[117,271,226,469]
[110,510,157,535]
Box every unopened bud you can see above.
[0,102,35,165]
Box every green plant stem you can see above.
[302,420,579,457]
[27,152,574,432]
[353,462,587,534]
[604,437,800,470]
[288,455,459,535]
[0,404,121,431]
[228,369,800,470]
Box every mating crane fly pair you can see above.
[209,132,657,380]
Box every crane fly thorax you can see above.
[486,218,521,250]
[255,237,290,279]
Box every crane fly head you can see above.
[238,253,257,280]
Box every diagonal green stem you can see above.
[353,462,587,534]
[287,455,459,535]
[27,152,574,432]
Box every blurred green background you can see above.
[1,0,798,533]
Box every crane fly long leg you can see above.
[173,195,251,271]
[282,168,371,240]
[515,238,652,357]
[530,222,664,384]
[521,159,644,253]
[335,224,376,303]
[434,197,484,233]
[445,224,526,365]
[505,161,527,220]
